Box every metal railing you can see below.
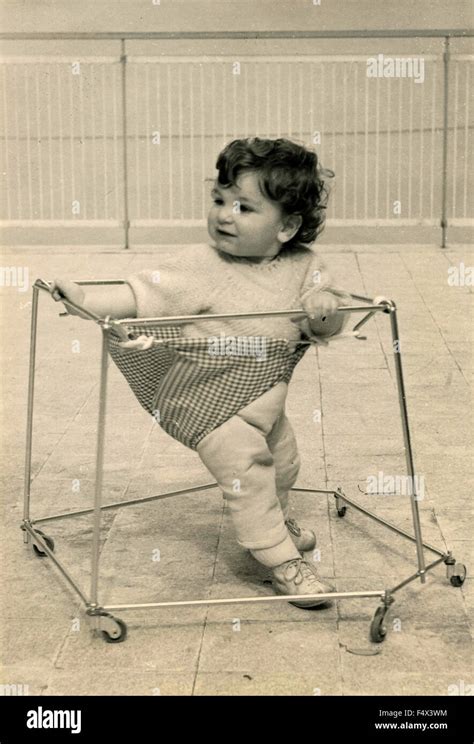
[0,30,472,247]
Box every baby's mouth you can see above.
[216,228,236,237]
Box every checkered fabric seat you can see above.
[107,323,309,450]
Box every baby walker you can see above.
[21,278,467,643]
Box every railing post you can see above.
[120,38,130,249]
[441,35,450,248]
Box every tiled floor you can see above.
[1,243,472,695]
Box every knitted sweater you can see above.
[125,243,350,342]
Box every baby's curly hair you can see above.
[215,137,334,248]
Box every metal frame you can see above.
[22,278,467,643]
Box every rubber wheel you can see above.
[450,564,467,587]
[101,618,127,644]
[370,606,387,643]
[32,531,55,557]
[337,506,347,518]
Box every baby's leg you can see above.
[266,412,300,521]
[196,383,300,568]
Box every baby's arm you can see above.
[50,278,136,319]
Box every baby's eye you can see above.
[212,197,224,205]
[239,205,252,212]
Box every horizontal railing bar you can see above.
[129,218,445,228]
[0,56,121,64]
[35,279,380,329]
[127,54,439,63]
[2,125,468,144]
[0,54,453,64]
[0,30,472,40]
[102,589,386,611]
[2,220,122,227]
[2,218,459,228]
[116,305,385,327]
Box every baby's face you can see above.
[207,171,289,260]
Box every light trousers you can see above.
[196,382,302,567]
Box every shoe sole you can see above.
[289,597,333,609]
[273,583,335,609]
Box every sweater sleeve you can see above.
[125,250,209,319]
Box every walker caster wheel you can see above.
[337,506,347,518]
[370,606,388,643]
[450,564,467,587]
[99,612,127,644]
[32,530,55,557]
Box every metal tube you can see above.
[352,309,379,332]
[329,491,445,557]
[353,62,358,219]
[189,66,194,219]
[385,75,391,219]
[155,65,162,220]
[462,62,470,218]
[364,68,369,219]
[1,31,472,40]
[23,523,89,605]
[441,36,450,248]
[291,487,340,495]
[348,293,375,303]
[198,64,204,215]
[120,39,130,249]
[56,64,66,218]
[90,63,98,219]
[2,66,11,218]
[178,64,184,218]
[13,66,22,219]
[145,63,151,221]
[112,63,120,219]
[34,66,44,220]
[102,589,386,612]
[375,75,380,219]
[134,65,140,222]
[89,330,109,606]
[32,482,218,524]
[418,67,424,219]
[23,67,33,218]
[430,61,437,220]
[35,278,128,288]
[167,64,173,220]
[101,65,109,220]
[389,307,428,580]
[116,305,385,327]
[389,556,447,595]
[407,73,414,219]
[451,60,459,220]
[23,285,40,532]
[69,67,76,220]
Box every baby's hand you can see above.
[301,289,340,322]
[118,334,155,350]
[50,278,86,317]
[293,287,347,342]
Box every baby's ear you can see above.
[279,214,303,244]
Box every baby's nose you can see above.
[216,205,235,223]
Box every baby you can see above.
[52,137,352,608]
